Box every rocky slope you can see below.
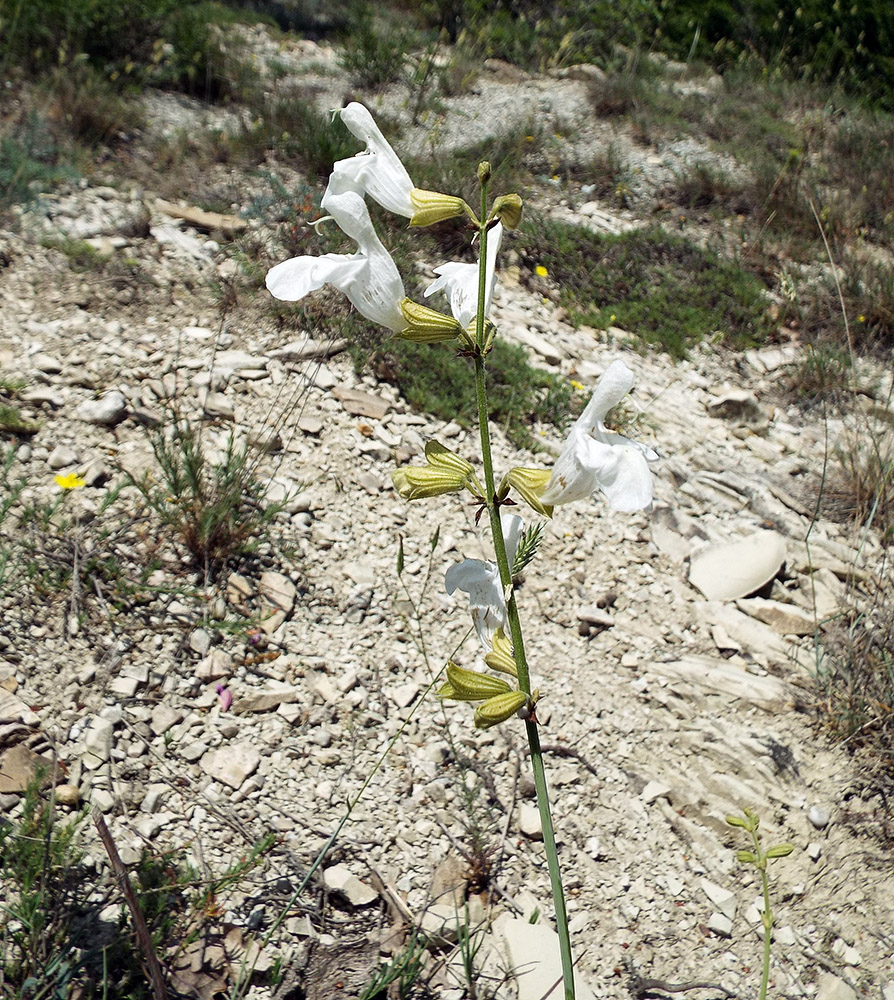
[0,31,892,1000]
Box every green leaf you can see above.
[765,843,795,859]
[430,524,440,552]
[736,850,758,864]
[396,535,404,576]
[725,814,748,829]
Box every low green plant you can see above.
[131,417,289,572]
[339,0,411,89]
[517,219,771,358]
[726,809,795,1000]
[0,770,87,995]
[348,318,575,448]
[360,928,430,1000]
[0,113,79,210]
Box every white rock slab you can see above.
[736,597,816,635]
[200,744,260,790]
[492,913,597,1000]
[645,654,789,711]
[688,530,786,600]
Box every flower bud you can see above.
[477,161,492,185]
[484,628,518,677]
[501,467,554,518]
[392,466,467,501]
[491,193,523,229]
[397,298,462,343]
[410,188,470,227]
[474,690,528,728]
[439,662,512,702]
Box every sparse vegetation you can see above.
[517,219,772,358]
[131,416,290,572]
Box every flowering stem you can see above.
[473,172,575,1000]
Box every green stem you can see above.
[751,829,773,1000]
[472,176,575,999]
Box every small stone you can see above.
[807,841,822,861]
[706,912,733,937]
[232,684,300,713]
[203,391,234,420]
[736,597,816,636]
[519,803,543,840]
[830,938,862,966]
[707,389,766,424]
[54,784,80,807]
[84,717,114,760]
[189,628,211,656]
[323,863,378,907]
[91,787,116,812]
[688,531,786,601]
[816,974,857,1000]
[48,444,78,470]
[808,805,830,829]
[640,780,672,804]
[700,878,737,921]
[150,704,183,737]
[75,391,127,425]
[200,743,261,790]
[774,925,796,946]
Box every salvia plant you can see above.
[265,103,660,999]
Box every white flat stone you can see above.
[688,530,786,601]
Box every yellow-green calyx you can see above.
[392,440,480,501]
[485,628,518,677]
[439,661,512,702]
[500,467,554,518]
[491,193,523,230]
[474,690,528,729]
[410,188,471,227]
[477,161,492,185]
[397,298,463,343]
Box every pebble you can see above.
[75,391,127,425]
[808,805,831,829]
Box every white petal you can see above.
[539,427,601,506]
[577,359,634,432]
[598,445,654,512]
[445,558,507,647]
[276,190,406,332]
[424,261,477,327]
[501,511,523,565]
[424,223,503,327]
[266,253,366,302]
[325,103,415,218]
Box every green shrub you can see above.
[344,312,576,448]
[517,218,771,358]
[0,113,78,210]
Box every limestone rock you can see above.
[200,744,261,790]
[688,530,786,600]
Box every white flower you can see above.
[539,360,657,512]
[324,103,416,218]
[424,223,503,327]
[445,512,522,647]
[265,190,406,332]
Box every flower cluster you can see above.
[266,103,501,345]
[265,106,658,730]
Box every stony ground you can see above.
[1,29,892,1000]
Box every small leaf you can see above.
[397,535,405,576]
[736,850,758,865]
[725,814,749,829]
[430,524,440,552]
[765,843,795,859]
